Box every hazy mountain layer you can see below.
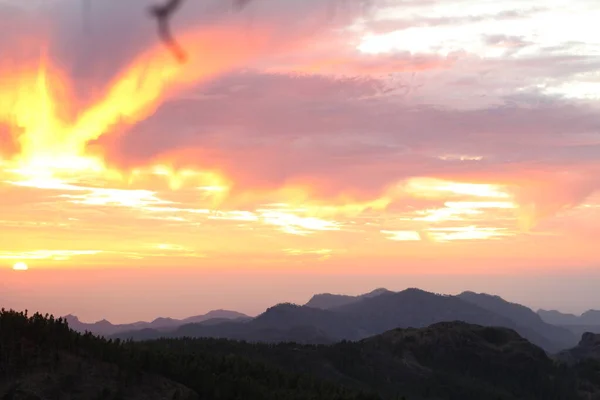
[458,291,577,351]
[115,288,577,352]
[64,309,249,336]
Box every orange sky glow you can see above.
[1,0,599,322]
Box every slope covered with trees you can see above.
[3,309,600,400]
[0,309,379,400]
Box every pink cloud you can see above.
[2,0,600,228]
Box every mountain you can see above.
[458,291,578,351]
[558,333,600,364]
[114,303,360,343]
[561,325,600,338]
[6,308,600,400]
[0,311,198,400]
[136,321,600,400]
[539,309,582,325]
[118,288,515,342]
[539,309,600,326]
[330,288,569,351]
[581,310,600,325]
[0,309,378,400]
[332,288,513,330]
[115,288,570,352]
[63,309,249,336]
[305,288,392,309]
[538,309,600,338]
[326,321,584,399]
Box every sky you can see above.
[1,0,599,323]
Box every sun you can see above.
[12,262,29,271]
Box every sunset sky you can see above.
[1,0,600,323]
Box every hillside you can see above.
[5,308,600,400]
[558,333,600,364]
[341,321,582,399]
[458,291,577,351]
[128,322,600,400]
[0,309,379,400]
[0,311,198,400]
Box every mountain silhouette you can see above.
[113,288,575,352]
[64,310,249,336]
[458,291,577,351]
[175,320,593,400]
[114,303,358,343]
[305,288,392,309]
[539,309,582,325]
[539,309,600,326]
[331,321,581,399]
[538,309,600,338]
[0,309,375,400]
[6,304,600,399]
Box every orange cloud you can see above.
[74,25,279,148]
[0,15,315,176]
[1,1,599,280]
[428,165,600,230]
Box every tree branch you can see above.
[149,0,187,62]
[148,0,369,63]
[149,0,255,63]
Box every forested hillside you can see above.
[2,309,600,400]
[0,309,378,400]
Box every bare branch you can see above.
[149,0,188,63]
[148,0,369,63]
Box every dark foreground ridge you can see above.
[3,309,600,400]
[0,309,377,400]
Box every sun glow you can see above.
[402,177,511,199]
[0,23,278,191]
[0,13,561,271]
[12,262,28,271]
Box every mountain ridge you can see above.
[458,291,577,351]
[113,288,575,353]
[539,309,600,326]
[305,288,393,310]
[64,309,249,336]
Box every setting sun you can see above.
[12,262,29,271]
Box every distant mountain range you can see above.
[106,288,580,353]
[64,309,250,336]
[538,309,600,337]
[538,309,600,325]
